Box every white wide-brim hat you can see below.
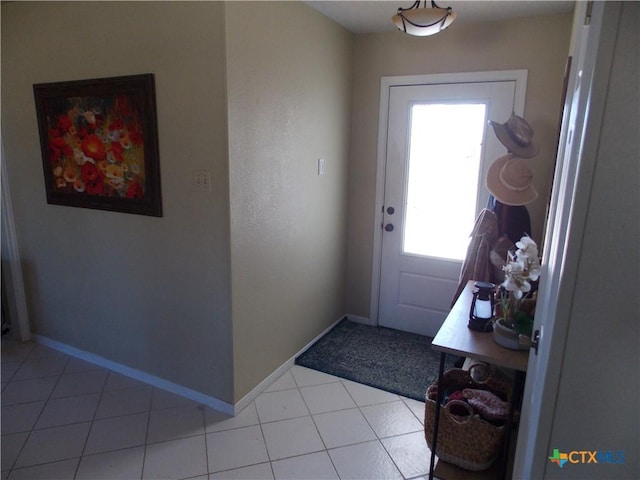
[486,154,538,206]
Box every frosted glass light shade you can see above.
[473,300,493,320]
[392,5,456,36]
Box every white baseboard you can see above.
[33,335,235,416]
[233,357,296,414]
[233,315,345,413]
[34,314,349,417]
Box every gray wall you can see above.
[345,13,572,318]
[545,2,639,477]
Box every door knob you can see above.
[530,329,540,355]
[385,223,394,232]
[386,206,395,215]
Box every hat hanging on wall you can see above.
[489,114,539,158]
[486,154,538,206]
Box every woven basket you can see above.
[424,367,510,471]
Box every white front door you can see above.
[377,77,519,336]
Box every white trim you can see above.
[1,142,31,341]
[34,335,235,415]
[513,2,614,478]
[370,70,528,325]
[34,315,347,416]
[233,315,344,412]
[233,356,296,414]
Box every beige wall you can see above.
[1,2,234,402]
[225,2,353,400]
[345,13,573,318]
[2,1,575,408]
[2,0,352,406]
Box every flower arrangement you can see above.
[495,235,541,336]
[44,94,145,199]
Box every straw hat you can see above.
[489,114,539,158]
[486,154,538,206]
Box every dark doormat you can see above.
[295,318,456,402]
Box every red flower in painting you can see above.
[49,136,67,149]
[58,115,72,132]
[109,119,125,131]
[81,162,101,183]
[49,136,72,159]
[81,134,107,161]
[126,180,143,199]
[61,144,73,157]
[49,147,61,162]
[78,128,89,139]
[115,95,131,116]
[85,179,105,195]
[110,142,124,162]
[81,163,104,195]
[129,129,144,145]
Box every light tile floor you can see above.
[1,340,439,480]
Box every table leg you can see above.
[500,370,526,479]
[428,352,447,480]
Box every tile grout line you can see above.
[293,366,405,479]
[3,348,435,480]
[295,373,339,479]
[201,402,211,478]
[7,345,71,476]
[252,396,277,479]
[346,383,407,478]
[0,342,32,386]
[272,367,342,477]
[339,373,427,479]
[138,385,156,480]
[72,361,113,480]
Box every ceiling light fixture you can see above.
[392,0,456,36]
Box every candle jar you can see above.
[468,281,495,332]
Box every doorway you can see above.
[1,139,31,342]
[373,71,528,336]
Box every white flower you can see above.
[516,235,537,253]
[501,235,541,298]
[528,265,541,282]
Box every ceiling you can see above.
[305,1,575,34]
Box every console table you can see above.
[428,280,529,480]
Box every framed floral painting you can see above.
[33,74,162,216]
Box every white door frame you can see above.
[371,70,528,325]
[1,139,31,341]
[513,2,614,477]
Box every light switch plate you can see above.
[194,170,211,191]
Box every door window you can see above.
[404,103,487,260]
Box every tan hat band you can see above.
[499,161,533,192]
[486,153,538,206]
